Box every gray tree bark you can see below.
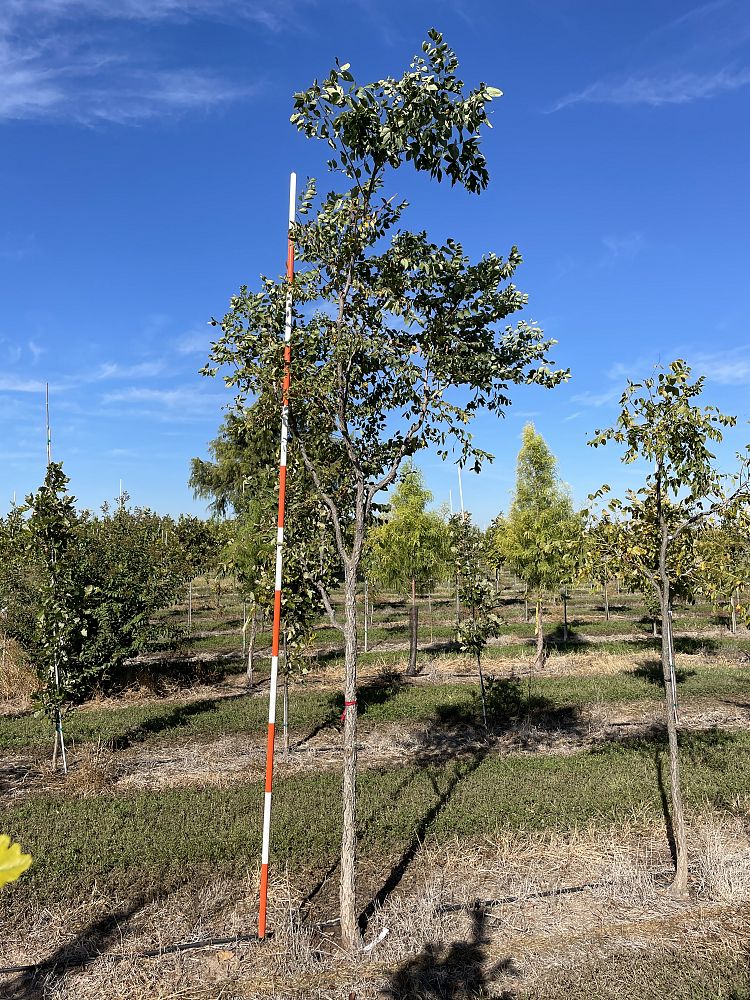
[340,560,360,950]
[658,514,689,896]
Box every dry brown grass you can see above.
[5,822,750,1000]
[0,636,37,712]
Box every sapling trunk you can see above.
[406,576,418,676]
[340,561,360,951]
[661,596,688,894]
[282,633,289,761]
[534,599,545,669]
[562,593,568,642]
[657,507,688,896]
[247,603,258,687]
[731,588,738,635]
[363,579,369,653]
[603,561,610,621]
[427,592,433,645]
[242,601,247,657]
[476,651,488,729]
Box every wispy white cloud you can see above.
[570,387,622,408]
[0,357,167,393]
[100,384,225,419]
[601,232,645,262]
[690,348,750,385]
[28,340,44,363]
[0,1,267,124]
[0,376,48,393]
[645,0,736,40]
[175,328,212,356]
[3,0,311,31]
[551,65,750,112]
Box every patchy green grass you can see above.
[4,728,750,904]
[1,665,746,753]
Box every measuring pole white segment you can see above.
[259,171,296,940]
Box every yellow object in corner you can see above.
[0,835,32,888]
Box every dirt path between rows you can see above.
[3,695,749,799]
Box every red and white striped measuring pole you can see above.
[258,172,296,940]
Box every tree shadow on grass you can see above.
[630,658,696,686]
[358,739,492,935]
[1,896,152,999]
[674,636,720,656]
[384,907,519,999]
[108,692,250,751]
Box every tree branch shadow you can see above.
[384,907,519,999]
[2,895,152,999]
[358,733,490,935]
[655,751,677,865]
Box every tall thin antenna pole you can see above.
[45,383,67,775]
[258,171,296,940]
[45,383,52,464]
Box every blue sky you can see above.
[1,0,749,525]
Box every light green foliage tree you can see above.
[203,32,566,947]
[580,519,620,621]
[484,513,507,594]
[23,463,88,768]
[696,517,750,634]
[74,500,189,685]
[588,359,750,895]
[450,512,502,726]
[367,462,449,675]
[10,472,195,729]
[500,424,581,667]
[193,403,342,685]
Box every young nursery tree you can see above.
[588,359,750,895]
[500,424,580,668]
[204,32,566,947]
[23,463,89,769]
[450,511,501,725]
[367,462,449,675]
[697,517,749,634]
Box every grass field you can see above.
[2,575,749,999]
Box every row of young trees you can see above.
[0,465,225,755]
[6,28,747,949]
[191,29,750,943]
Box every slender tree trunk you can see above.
[477,650,488,729]
[282,633,289,761]
[562,593,568,642]
[495,567,499,595]
[658,517,688,896]
[363,579,369,654]
[340,561,360,950]
[731,588,738,635]
[455,571,460,622]
[247,603,258,686]
[603,561,610,621]
[535,599,545,669]
[406,575,418,677]
[427,592,433,645]
[524,588,529,624]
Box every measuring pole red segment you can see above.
[259,172,296,940]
